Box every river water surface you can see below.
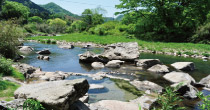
[20,42,210,109]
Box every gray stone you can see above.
[101,42,140,61]
[89,84,105,89]
[14,79,89,110]
[89,100,139,110]
[199,75,210,88]
[91,62,105,69]
[37,55,50,60]
[13,63,41,77]
[130,80,163,93]
[69,100,90,110]
[79,93,89,103]
[135,59,161,69]
[19,46,34,51]
[37,49,51,55]
[0,99,26,110]
[147,64,169,73]
[59,45,74,49]
[105,60,124,68]
[130,95,157,110]
[172,83,199,99]
[79,51,109,63]
[163,71,195,84]
[171,62,195,71]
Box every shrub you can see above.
[28,16,43,23]
[191,23,210,44]
[0,20,24,59]
[202,53,210,57]
[49,18,67,33]
[197,91,210,110]
[51,41,56,44]
[24,23,37,33]
[36,23,53,34]
[23,99,45,110]
[0,56,13,76]
[46,39,51,44]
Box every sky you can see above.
[31,0,122,17]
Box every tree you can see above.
[82,9,93,27]
[49,18,67,33]
[116,0,210,42]
[70,20,87,32]
[0,0,5,12]
[1,1,29,20]
[28,16,43,23]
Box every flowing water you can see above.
[20,42,210,109]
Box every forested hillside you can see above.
[8,0,50,18]
[40,2,80,19]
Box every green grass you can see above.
[111,79,143,96]
[0,80,20,101]
[11,68,25,81]
[26,33,210,55]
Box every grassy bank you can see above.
[0,80,20,101]
[26,33,210,56]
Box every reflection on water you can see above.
[20,42,210,107]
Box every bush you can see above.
[49,18,67,33]
[0,20,24,59]
[23,99,45,110]
[24,23,37,33]
[197,91,210,110]
[0,56,13,76]
[153,84,185,110]
[36,23,53,34]
[28,16,43,23]
[191,23,210,44]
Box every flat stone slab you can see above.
[89,100,139,110]
[199,75,210,88]
[171,62,195,71]
[147,64,169,73]
[163,71,195,84]
[89,84,105,89]
[14,79,89,110]
[130,80,163,93]
[135,59,161,69]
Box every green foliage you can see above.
[0,20,24,59]
[49,18,67,33]
[202,53,210,57]
[1,1,29,20]
[28,16,43,23]
[23,99,45,110]
[183,51,194,56]
[116,0,210,42]
[69,20,87,33]
[153,85,185,110]
[197,91,210,110]
[111,79,143,96]
[0,56,13,76]
[24,23,37,33]
[191,23,210,44]
[36,23,53,34]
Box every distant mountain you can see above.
[40,2,80,19]
[116,15,124,21]
[8,0,50,19]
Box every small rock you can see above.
[171,62,195,71]
[91,62,105,69]
[147,64,169,73]
[36,49,51,55]
[19,46,34,51]
[130,80,163,93]
[59,45,74,49]
[37,55,50,60]
[135,59,161,69]
[105,60,124,68]
[89,84,105,89]
[199,75,210,88]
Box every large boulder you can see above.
[135,59,161,69]
[163,72,195,84]
[89,84,105,90]
[199,75,210,88]
[79,51,108,63]
[91,62,104,69]
[105,60,124,68]
[89,100,139,110]
[100,42,140,61]
[19,46,34,51]
[37,49,51,55]
[130,80,163,93]
[147,64,169,73]
[14,79,89,110]
[171,62,195,71]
